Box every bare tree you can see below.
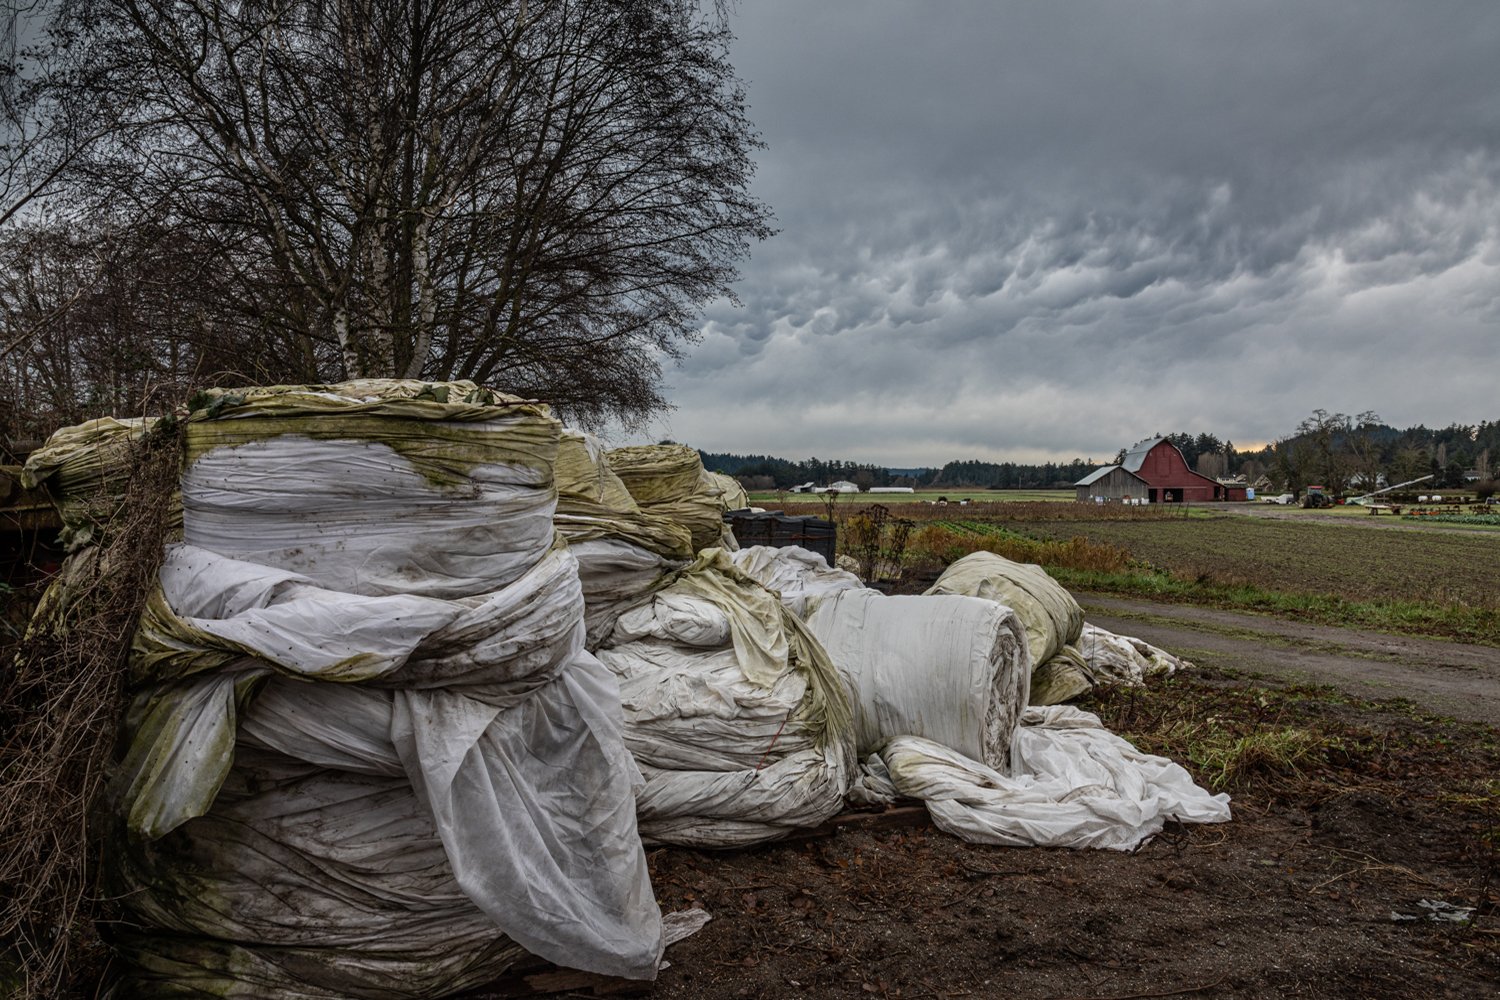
[44,0,771,424]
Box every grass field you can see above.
[1009,515,1500,608]
[753,499,1500,644]
[747,489,1075,504]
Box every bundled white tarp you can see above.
[866,707,1231,850]
[924,551,1083,668]
[21,415,164,548]
[606,443,735,553]
[1036,624,1195,703]
[554,430,693,646]
[109,382,663,997]
[804,588,1031,772]
[728,544,864,618]
[595,550,856,848]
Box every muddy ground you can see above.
[512,601,1500,1000]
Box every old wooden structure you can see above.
[1075,437,1233,503]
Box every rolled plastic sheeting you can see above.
[876,706,1231,851]
[728,544,864,618]
[607,443,733,552]
[109,382,663,998]
[923,551,1083,670]
[20,415,163,548]
[595,550,856,848]
[554,431,691,647]
[804,588,1031,773]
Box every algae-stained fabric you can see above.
[605,443,731,553]
[923,551,1084,669]
[595,550,856,848]
[553,430,693,646]
[110,382,663,997]
[20,415,163,548]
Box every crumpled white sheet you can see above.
[595,551,855,848]
[872,706,1231,850]
[111,387,664,997]
[728,544,864,618]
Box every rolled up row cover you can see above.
[107,381,663,997]
[594,550,856,848]
[924,551,1083,669]
[606,443,735,553]
[21,415,164,549]
[925,552,1191,704]
[804,587,1032,773]
[554,430,694,646]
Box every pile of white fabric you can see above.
[553,430,695,647]
[594,550,856,848]
[735,546,1230,851]
[606,443,736,553]
[926,552,1194,704]
[106,381,664,997]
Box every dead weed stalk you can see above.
[0,419,182,997]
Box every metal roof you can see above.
[1119,437,1166,473]
[1075,465,1128,487]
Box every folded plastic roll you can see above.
[594,550,856,848]
[804,587,1032,772]
[108,383,663,998]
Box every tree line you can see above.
[0,0,771,452]
[702,412,1499,494]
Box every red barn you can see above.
[1118,437,1228,503]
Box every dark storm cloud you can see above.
[643,1,1500,465]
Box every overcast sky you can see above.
[635,0,1500,466]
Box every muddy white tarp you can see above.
[108,382,663,997]
[728,544,864,618]
[870,707,1231,850]
[606,443,735,552]
[595,550,856,848]
[554,430,694,646]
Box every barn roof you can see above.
[1120,437,1165,473]
[1075,465,1121,487]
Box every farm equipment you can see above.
[1301,485,1333,509]
[1347,474,1434,515]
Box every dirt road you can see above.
[1079,594,1500,726]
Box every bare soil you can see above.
[612,600,1500,1000]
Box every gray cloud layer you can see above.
[645,1,1500,465]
